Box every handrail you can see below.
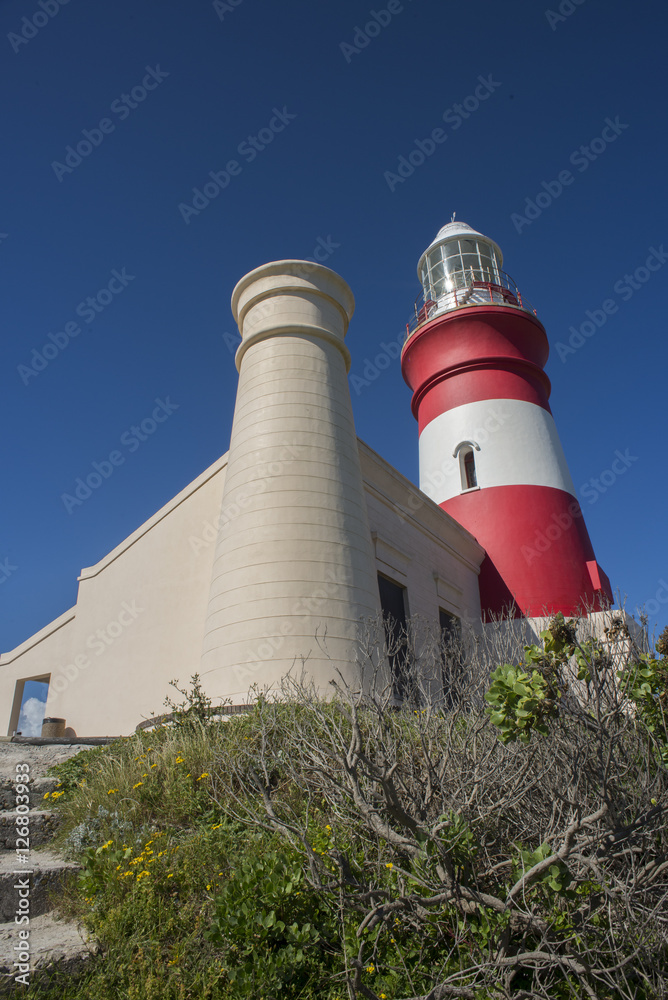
[405,268,537,340]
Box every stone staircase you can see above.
[0,743,99,994]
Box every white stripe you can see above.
[419,398,576,504]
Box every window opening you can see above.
[377,574,409,701]
[463,449,477,489]
[9,676,49,737]
[439,609,461,709]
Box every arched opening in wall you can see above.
[453,440,480,492]
[8,675,50,737]
[377,574,409,701]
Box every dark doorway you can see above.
[378,575,409,700]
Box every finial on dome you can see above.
[451,211,456,222]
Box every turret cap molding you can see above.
[231,260,355,328]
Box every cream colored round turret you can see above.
[200,260,382,699]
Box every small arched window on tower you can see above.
[453,440,480,492]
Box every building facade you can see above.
[0,222,611,736]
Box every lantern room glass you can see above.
[422,239,501,300]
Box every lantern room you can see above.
[408,219,535,337]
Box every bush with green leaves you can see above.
[205,842,338,993]
[619,651,668,763]
[31,612,668,1000]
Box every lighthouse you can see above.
[401,220,612,618]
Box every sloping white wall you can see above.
[0,455,227,736]
[0,442,484,736]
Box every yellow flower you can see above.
[150,763,157,769]
[132,782,143,789]
[326,824,331,831]
[100,840,113,850]
[136,870,150,880]
[196,773,209,781]
[366,963,375,973]
[43,792,50,799]
[380,994,387,999]
[107,789,118,795]
[51,791,65,799]
[385,862,393,869]
[175,757,185,763]
[206,884,212,890]
[142,773,148,778]
[167,873,174,879]
[211,823,223,830]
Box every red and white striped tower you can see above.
[401,220,612,618]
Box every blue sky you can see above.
[2,0,667,681]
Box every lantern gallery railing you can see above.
[405,268,537,339]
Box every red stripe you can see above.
[415,364,551,434]
[401,306,552,427]
[441,485,612,618]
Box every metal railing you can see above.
[405,268,537,340]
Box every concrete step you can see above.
[0,779,60,813]
[0,812,62,852]
[0,912,98,992]
[0,850,80,922]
